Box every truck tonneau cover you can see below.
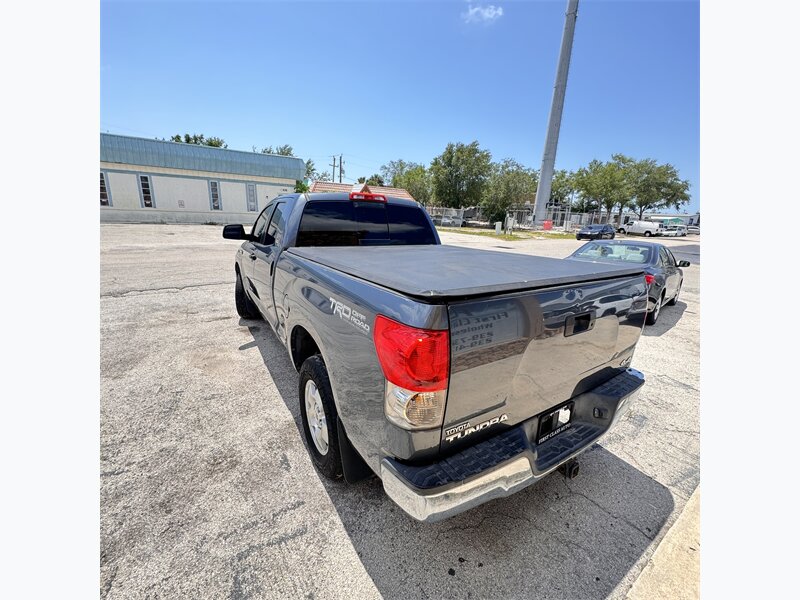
[288,245,646,300]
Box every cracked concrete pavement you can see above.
[101,224,700,599]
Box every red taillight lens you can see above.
[644,274,655,285]
[373,315,449,392]
[350,192,387,202]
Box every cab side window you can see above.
[252,204,273,240]
[265,202,288,246]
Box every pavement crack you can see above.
[564,486,656,541]
[655,374,699,393]
[265,525,308,546]
[271,500,305,521]
[101,281,233,298]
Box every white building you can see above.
[100,133,306,224]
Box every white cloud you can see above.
[462,4,504,25]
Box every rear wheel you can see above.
[644,230,652,237]
[646,293,664,325]
[235,271,260,319]
[299,355,343,480]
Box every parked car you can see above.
[576,224,616,240]
[687,225,700,235]
[222,192,649,522]
[566,240,690,326]
[617,220,664,237]
[440,216,464,227]
[662,225,687,237]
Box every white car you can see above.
[662,225,687,237]
[687,225,700,235]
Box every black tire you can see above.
[667,280,682,306]
[646,292,664,325]
[235,271,260,319]
[610,233,616,239]
[299,355,343,480]
[644,230,652,237]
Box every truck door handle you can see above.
[249,253,257,260]
[564,312,596,337]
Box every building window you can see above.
[246,183,257,212]
[100,172,111,206]
[139,175,154,208]
[209,180,222,210]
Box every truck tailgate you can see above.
[442,274,648,452]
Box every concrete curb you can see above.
[627,487,700,600]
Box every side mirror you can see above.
[223,224,250,240]
[262,233,276,246]
[678,260,690,267]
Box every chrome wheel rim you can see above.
[653,297,661,321]
[304,380,329,455]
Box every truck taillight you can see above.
[350,192,386,202]
[374,315,449,391]
[373,315,449,430]
[645,274,655,286]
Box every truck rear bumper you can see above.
[380,368,645,523]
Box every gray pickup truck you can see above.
[223,191,649,522]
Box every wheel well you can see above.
[235,263,241,276]
[291,326,321,371]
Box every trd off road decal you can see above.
[329,297,371,334]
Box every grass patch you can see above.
[437,227,577,241]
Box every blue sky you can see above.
[101,0,699,212]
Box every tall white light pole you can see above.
[533,0,580,224]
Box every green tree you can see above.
[380,159,415,186]
[549,169,575,207]
[261,144,294,156]
[304,158,317,180]
[482,159,538,223]
[314,171,332,182]
[611,154,637,224]
[429,141,492,208]
[393,164,433,204]
[573,159,628,223]
[294,180,310,193]
[169,133,227,148]
[661,170,691,213]
[626,159,689,218]
[365,174,385,186]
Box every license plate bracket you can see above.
[537,402,574,445]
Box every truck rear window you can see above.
[296,200,437,246]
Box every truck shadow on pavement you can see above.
[242,320,675,600]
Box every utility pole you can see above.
[532,0,579,225]
[339,154,344,183]
[331,155,337,181]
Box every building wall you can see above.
[100,164,295,224]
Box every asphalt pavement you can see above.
[100,224,700,599]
